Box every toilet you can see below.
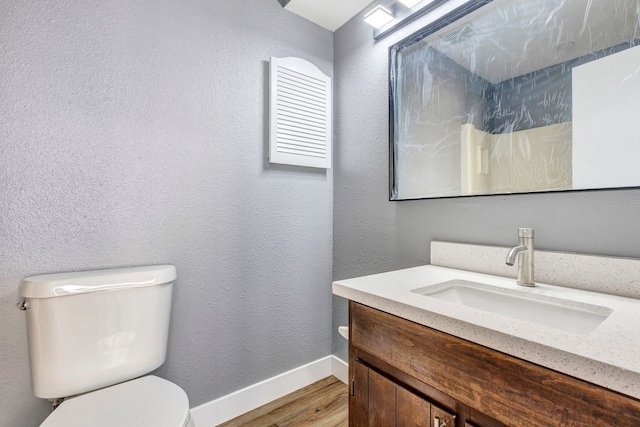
[19,265,195,427]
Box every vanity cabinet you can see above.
[351,359,455,427]
[348,301,640,427]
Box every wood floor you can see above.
[219,376,348,427]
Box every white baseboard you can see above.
[190,355,348,427]
[331,355,348,384]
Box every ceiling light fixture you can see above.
[398,0,423,8]
[364,5,394,29]
[372,0,463,41]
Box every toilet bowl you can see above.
[19,265,195,427]
[40,376,194,427]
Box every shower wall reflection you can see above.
[391,0,640,200]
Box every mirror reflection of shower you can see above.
[390,0,640,200]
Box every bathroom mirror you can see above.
[390,0,640,200]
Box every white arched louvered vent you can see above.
[270,57,332,169]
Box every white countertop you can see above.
[333,265,640,399]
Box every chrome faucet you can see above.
[505,228,535,287]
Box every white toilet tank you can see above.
[19,265,177,399]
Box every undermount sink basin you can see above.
[411,280,613,335]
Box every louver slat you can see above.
[270,57,332,168]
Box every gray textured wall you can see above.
[0,1,333,426]
[332,4,640,362]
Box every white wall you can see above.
[0,1,333,426]
[573,44,640,189]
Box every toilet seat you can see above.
[40,376,192,427]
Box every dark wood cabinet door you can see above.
[368,368,397,427]
[397,385,431,427]
[351,360,370,427]
[352,359,449,427]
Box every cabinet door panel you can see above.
[369,368,396,427]
[397,386,430,427]
[351,360,370,427]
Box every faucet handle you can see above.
[518,228,534,238]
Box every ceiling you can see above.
[282,0,373,32]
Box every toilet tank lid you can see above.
[20,265,176,299]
